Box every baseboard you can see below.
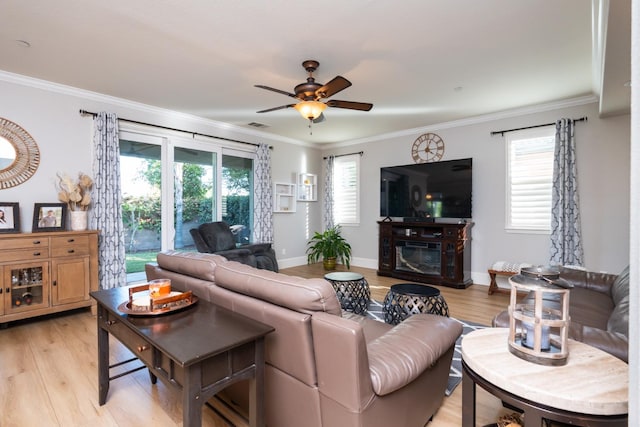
[276,256,307,269]
[277,257,504,291]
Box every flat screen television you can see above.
[380,158,472,220]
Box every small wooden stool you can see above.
[488,270,516,295]
[487,262,532,295]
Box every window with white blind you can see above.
[505,127,555,233]
[333,154,360,225]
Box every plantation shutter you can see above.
[333,154,360,225]
[507,131,554,231]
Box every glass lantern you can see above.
[508,266,572,366]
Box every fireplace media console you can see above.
[377,221,472,289]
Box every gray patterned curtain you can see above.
[323,155,334,230]
[91,112,127,289]
[549,118,584,266]
[253,143,273,243]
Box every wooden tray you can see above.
[117,284,197,316]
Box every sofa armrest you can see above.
[214,248,253,257]
[560,266,618,295]
[241,242,272,253]
[367,314,462,395]
[311,311,462,410]
[569,322,629,363]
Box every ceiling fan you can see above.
[255,60,373,123]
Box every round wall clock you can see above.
[411,132,444,163]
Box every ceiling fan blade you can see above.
[313,113,326,124]
[326,100,373,111]
[254,85,297,98]
[256,104,295,113]
[315,76,351,99]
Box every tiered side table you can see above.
[382,283,449,325]
[324,272,370,314]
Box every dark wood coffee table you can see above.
[91,286,274,427]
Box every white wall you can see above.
[1,78,95,228]
[0,73,323,260]
[322,101,630,286]
[1,74,631,285]
[270,143,323,267]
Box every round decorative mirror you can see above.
[0,117,40,189]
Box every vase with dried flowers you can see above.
[57,172,93,230]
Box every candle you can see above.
[148,279,171,298]
[522,321,550,350]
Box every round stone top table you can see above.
[324,272,370,314]
[461,328,628,426]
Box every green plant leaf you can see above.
[306,225,351,269]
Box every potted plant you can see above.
[306,225,352,270]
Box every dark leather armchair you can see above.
[189,221,278,271]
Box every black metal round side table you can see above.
[382,283,449,325]
[324,272,370,314]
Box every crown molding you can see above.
[1,69,598,151]
[0,69,305,146]
[321,95,599,150]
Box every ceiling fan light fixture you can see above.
[294,101,326,120]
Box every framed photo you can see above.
[33,203,67,232]
[0,202,20,233]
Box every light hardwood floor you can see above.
[0,264,512,427]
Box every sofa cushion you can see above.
[568,286,613,331]
[156,250,228,282]
[610,265,629,305]
[197,222,237,251]
[208,284,320,387]
[559,266,618,295]
[215,261,342,315]
[608,294,630,337]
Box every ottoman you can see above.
[383,283,449,324]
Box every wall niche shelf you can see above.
[297,173,317,202]
[274,182,296,213]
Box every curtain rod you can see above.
[323,151,363,160]
[490,116,587,136]
[79,109,271,149]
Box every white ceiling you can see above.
[0,0,631,145]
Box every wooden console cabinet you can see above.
[378,221,472,289]
[0,230,99,325]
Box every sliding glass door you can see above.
[120,137,164,271]
[174,146,217,249]
[119,131,255,277]
[222,151,253,245]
